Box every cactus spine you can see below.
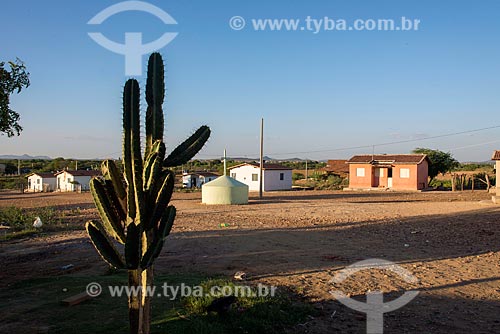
[86,52,210,334]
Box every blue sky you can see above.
[1,0,499,161]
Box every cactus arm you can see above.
[90,178,126,244]
[86,221,125,269]
[104,180,127,223]
[145,52,165,156]
[125,223,142,269]
[101,160,126,199]
[143,140,166,192]
[141,206,176,269]
[123,79,140,222]
[147,170,174,230]
[123,79,145,227]
[163,125,211,167]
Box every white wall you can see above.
[28,175,57,192]
[200,175,217,186]
[263,169,292,191]
[182,174,218,188]
[230,165,260,191]
[57,172,93,192]
[229,165,292,191]
[74,175,93,191]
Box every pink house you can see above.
[347,154,429,191]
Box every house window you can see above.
[252,174,258,181]
[400,168,410,178]
[356,168,365,177]
[280,173,284,180]
[37,179,40,184]
[231,173,236,179]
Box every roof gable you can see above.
[27,172,56,179]
[492,150,500,160]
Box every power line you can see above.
[265,125,500,156]
[94,124,500,160]
[446,139,500,152]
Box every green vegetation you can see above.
[453,162,494,172]
[0,274,313,334]
[0,205,84,240]
[295,173,348,190]
[0,58,30,136]
[412,148,460,182]
[86,53,210,334]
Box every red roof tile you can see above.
[492,151,500,160]
[323,160,349,174]
[228,163,292,170]
[194,172,219,177]
[347,154,428,165]
[55,170,101,177]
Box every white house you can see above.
[27,172,57,192]
[182,172,219,188]
[56,170,101,192]
[228,163,292,191]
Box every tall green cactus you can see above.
[86,52,210,334]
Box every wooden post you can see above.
[259,118,264,199]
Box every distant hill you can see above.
[0,154,52,160]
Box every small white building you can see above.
[182,172,219,188]
[228,163,292,191]
[56,170,101,192]
[27,172,57,192]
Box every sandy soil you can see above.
[1,189,500,333]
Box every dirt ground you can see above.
[1,189,500,333]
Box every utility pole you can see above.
[223,149,227,176]
[17,159,20,175]
[305,159,308,179]
[75,160,78,170]
[259,118,264,199]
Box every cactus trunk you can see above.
[128,267,153,334]
[86,52,210,334]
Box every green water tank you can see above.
[202,176,249,205]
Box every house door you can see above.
[387,168,393,188]
[373,168,381,187]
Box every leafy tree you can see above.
[0,58,30,137]
[412,147,459,182]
